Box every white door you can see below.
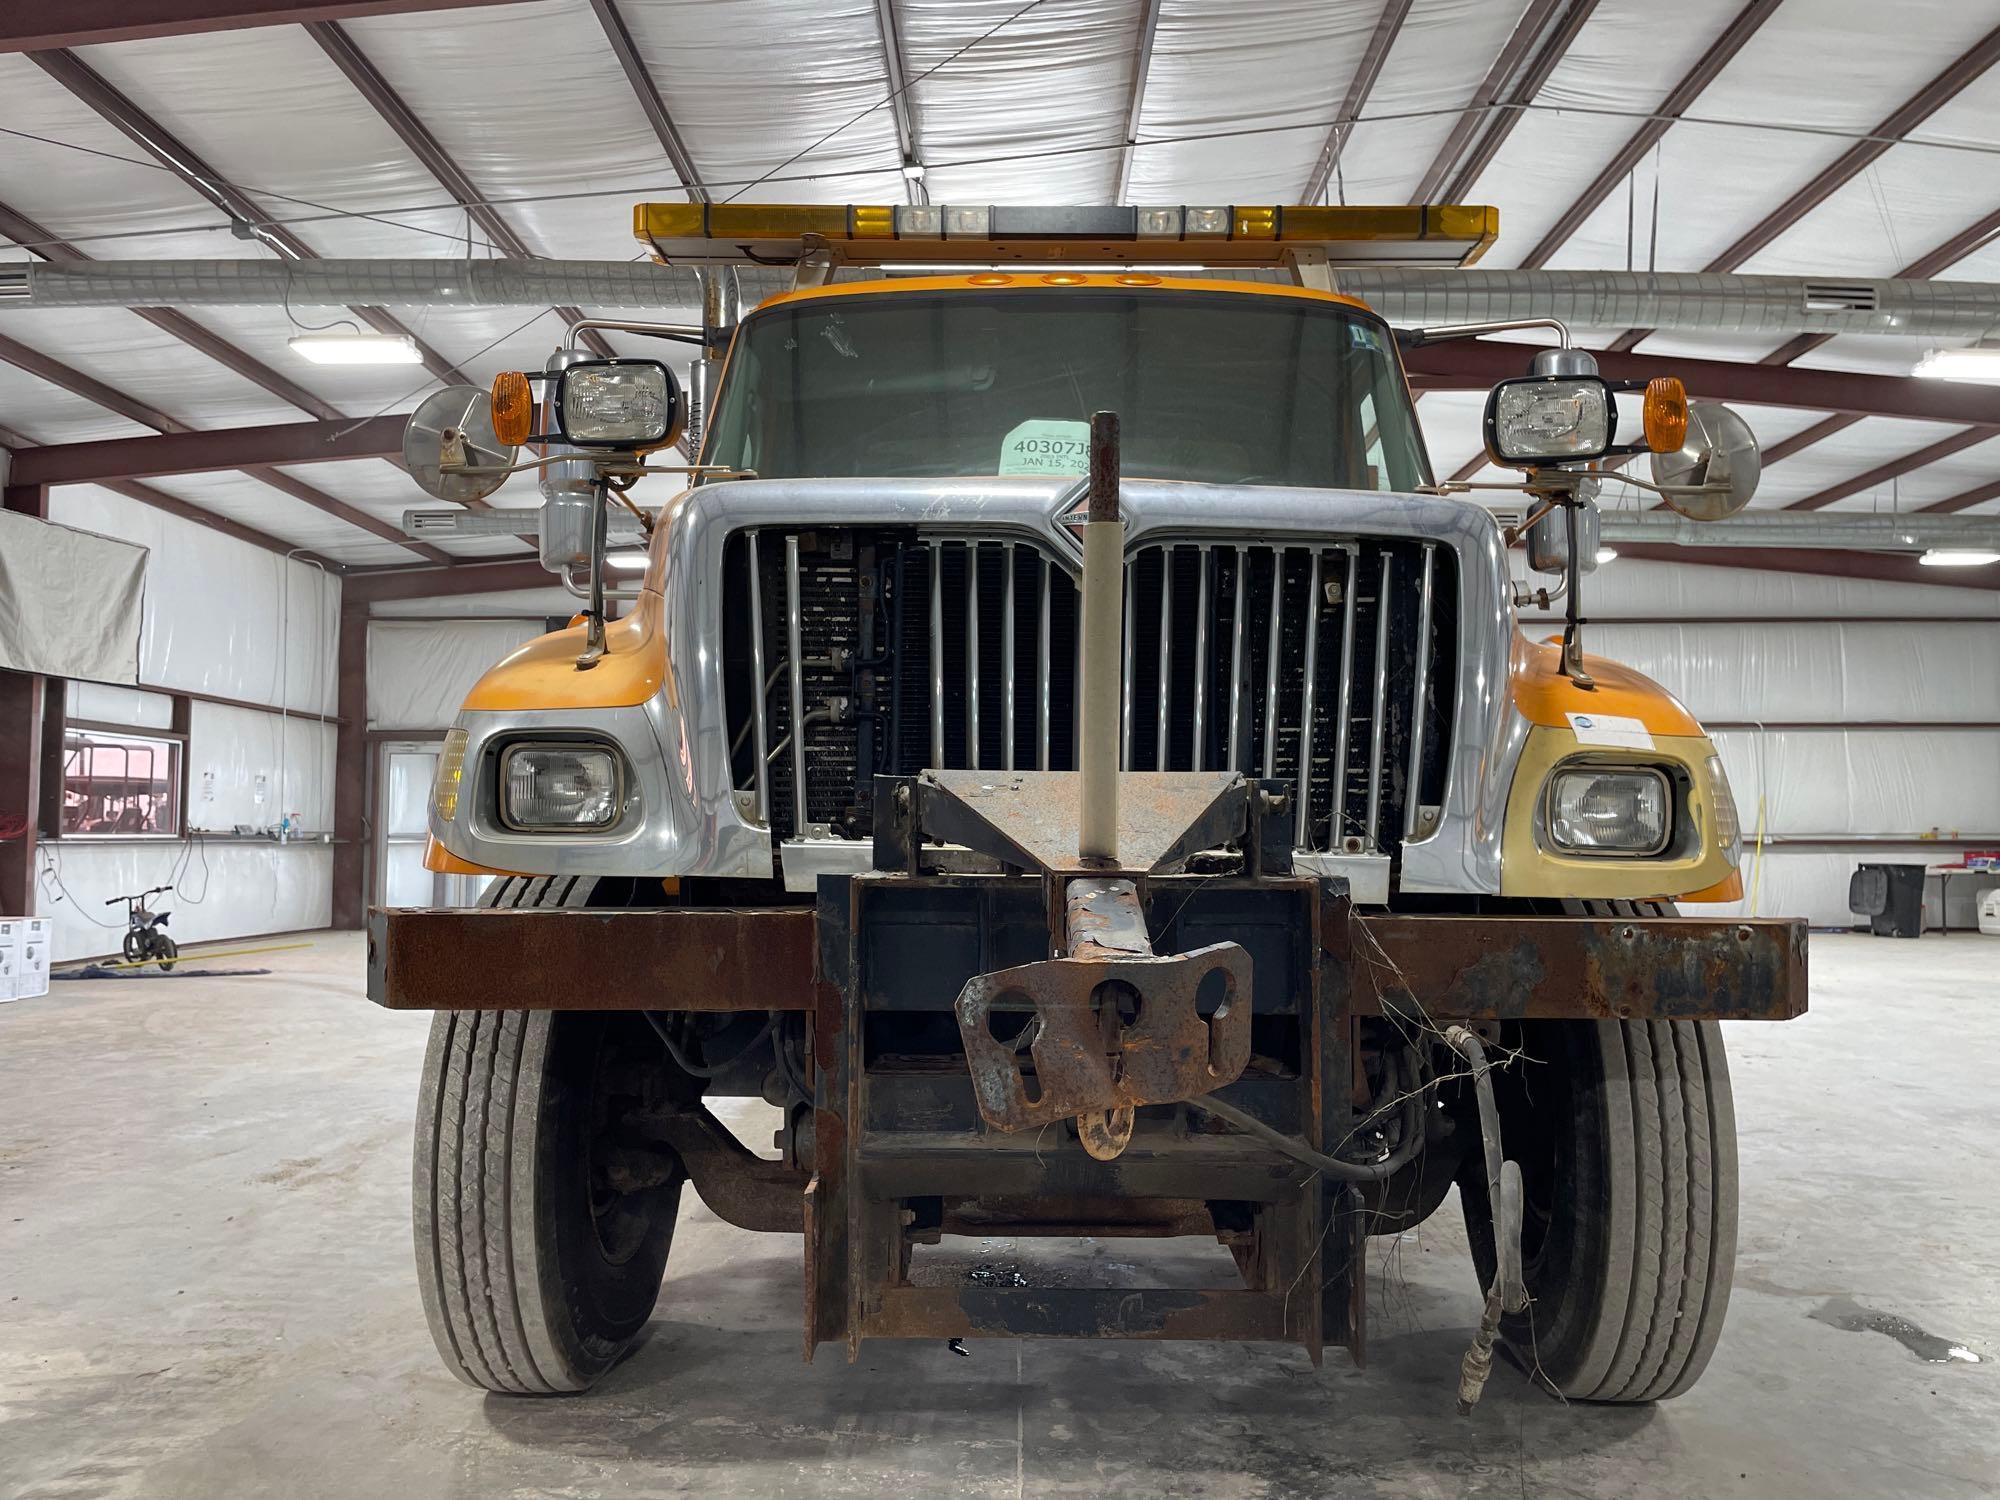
[376,742,491,908]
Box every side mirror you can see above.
[403,385,518,504]
[1526,498,1601,576]
[1651,401,1761,520]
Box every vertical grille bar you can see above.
[1119,558,1135,770]
[1403,543,1437,842]
[1364,552,1394,848]
[745,528,769,822]
[1226,545,1247,770]
[966,542,981,771]
[1260,547,1286,780]
[1190,545,1210,770]
[1037,553,1052,771]
[784,535,808,834]
[928,542,944,770]
[1002,541,1016,771]
[1330,549,1359,847]
[1294,547,1323,847]
[1154,545,1172,770]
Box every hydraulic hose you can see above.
[1444,1024,1527,1414]
[1192,1050,1426,1182]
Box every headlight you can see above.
[432,728,468,822]
[1705,753,1743,865]
[499,743,622,830]
[1486,375,1612,463]
[1545,767,1670,855]
[556,359,681,447]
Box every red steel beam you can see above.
[29,49,472,390]
[1606,542,2000,591]
[344,556,553,603]
[0,2,516,51]
[1301,0,1413,203]
[1608,20,2000,352]
[0,197,344,421]
[102,476,342,568]
[588,0,707,202]
[1919,477,2000,514]
[1784,427,1994,511]
[1410,0,1598,205]
[0,340,446,561]
[1401,339,2000,426]
[332,602,369,928]
[1517,0,1781,269]
[305,21,616,359]
[11,415,406,487]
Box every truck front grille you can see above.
[721,528,1457,861]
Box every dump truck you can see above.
[369,201,1804,1406]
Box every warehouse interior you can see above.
[1,2,1996,1497]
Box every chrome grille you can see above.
[723,529,1457,857]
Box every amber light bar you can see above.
[634,202,1498,269]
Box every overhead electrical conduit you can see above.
[7,261,2000,341]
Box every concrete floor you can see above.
[2,931,1994,1499]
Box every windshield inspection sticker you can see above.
[998,419,1090,476]
[1566,712,1654,750]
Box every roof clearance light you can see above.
[1918,548,2000,567]
[894,204,943,237]
[1136,207,1181,237]
[944,205,991,238]
[288,332,421,365]
[1914,347,2000,382]
[1184,207,1230,237]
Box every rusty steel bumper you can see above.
[366,901,1805,1024]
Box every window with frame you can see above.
[60,728,183,836]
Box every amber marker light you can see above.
[1643,377,1689,453]
[490,370,534,446]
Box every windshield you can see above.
[703,288,1430,490]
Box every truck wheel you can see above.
[412,876,684,1393]
[1459,1018,1737,1403]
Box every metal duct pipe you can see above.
[1344,270,2000,340]
[6,260,2000,340]
[1594,509,2000,552]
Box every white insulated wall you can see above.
[35,488,341,963]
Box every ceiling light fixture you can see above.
[287,332,422,365]
[606,551,650,570]
[1594,546,1619,564]
[1913,346,2000,383]
[1918,547,2000,567]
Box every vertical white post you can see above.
[1078,412,1123,864]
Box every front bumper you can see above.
[366,897,1805,1024]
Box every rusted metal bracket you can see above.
[642,1105,806,1233]
[953,878,1253,1140]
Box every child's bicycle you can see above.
[108,885,178,971]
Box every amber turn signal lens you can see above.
[490,370,534,447]
[1642,377,1689,453]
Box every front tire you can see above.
[413,877,684,1394]
[1460,1019,1738,1403]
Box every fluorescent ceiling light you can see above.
[606,551,650,570]
[1918,547,2000,567]
[1913,347,2000,383]
[1594,547,1619,564]
[287,332,421,365]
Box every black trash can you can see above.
[1849,863,1927,938]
